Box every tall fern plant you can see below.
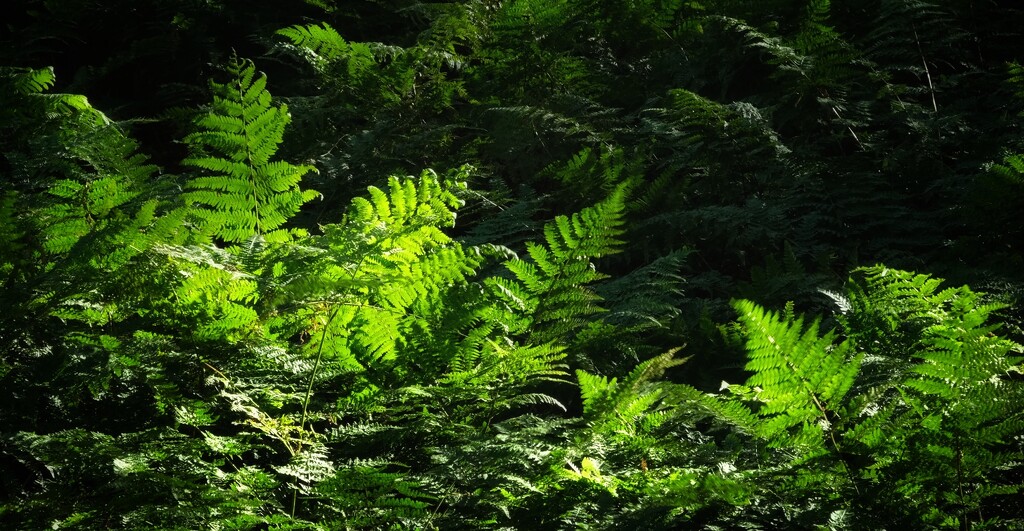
[839,267,1024,528]
[727,267,1024,528]
[487,186,626,345]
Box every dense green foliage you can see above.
[3,0,1024,528]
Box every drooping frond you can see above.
[0,66,109,125]
[441,339,570,416]
[576,350,688,425]
[182,55,319,244]
[597,249,689,329]
[459,186,543,248]
[537,147,640,207]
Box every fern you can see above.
[459,184,544,248]
[182,56,319,244]
[596,248,690,330]
[40,170,140,255]
[577,350,688,429]
[266,168,476,369]
[864,0,968,111]
[836,266,1024,527]
[314,464,434,528]
[536,147,640,208]
[488,186,626,344]
[733,299,862,450]
[565,349,760,526]
[1,66,109,125]
[0,192,22,282]
[7,65,56,94]
[1,67,155,262]
[0,67,171,361]
[116,170,487,526]
[277,23,350,64]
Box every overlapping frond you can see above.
[277,23,350,63]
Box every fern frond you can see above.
[314,465,432,528]
[851,265,1024,402]
[577,350,688,434]
[6,66,56,95]
[1,66,110,125]
[597,249,689,328]
[836,266,1024,526]
[991,153,1024,186]
[489,187,626,342]
[0,68,158,266]
[258,168,481,385]
[277,23,350,63]
[734,299,861,448]
[182,56,319,244]
[0,192,24,280]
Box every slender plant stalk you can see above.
[912,22,939,112]
[291,305,341,518]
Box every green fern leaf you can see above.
[489,187,626,342]
[182,56,319,244]
[277,22,350,62]
[734,299,861,448]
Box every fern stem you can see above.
[232,59,265,236]
[912,22,939,113]
[291,304,341,518]
[955,436,968,531]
